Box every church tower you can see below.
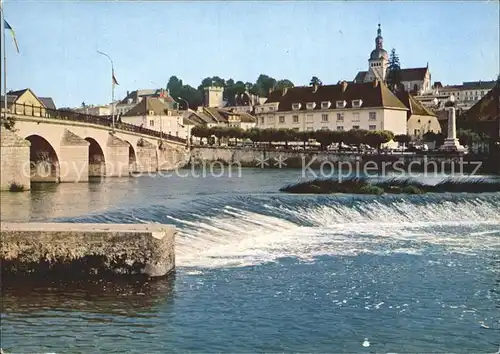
[365,24,388,82]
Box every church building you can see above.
[353,24,432,96]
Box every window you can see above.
[336,100,346,109]
[369,125,376,130]
[260,117,264,124]
[369,112,377,120]
[481,91,485,95]
[306,127,314,131]
[337,126,344,131]
[292,103,301,110]
[321,101,331,109]
[321,127,329,131]
[292,115,299,123]
[306,102,316,110]
[279,116,285,124]
[269,106,274,111]
[352,125,360,129]
[337,113,344,121]
[352,99,362,108]
[306,114,314,123]
[353,112,360,121]
[149,120,154,127]
[321,114,329,122]
[268,116,275,123]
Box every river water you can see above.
[1,169,499,353]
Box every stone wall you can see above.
[1,223,176,277]
[0,127,31,191]
[106,133,130,177]
[59,129,89,182]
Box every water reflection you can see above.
[0,178,133,222]
[1,274,176,316]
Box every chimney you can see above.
[341,81,348,92]
[373,79,379,88]
[282,87,288,96]
[127,90,130,96]
[313,83,318,93]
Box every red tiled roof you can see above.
[265,81,407,111]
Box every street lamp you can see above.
[97,50,116,132]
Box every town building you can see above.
[255,80,409,135]
[121,97,186,139]
[115,88,177,116]
[415,80,497,111]
[0,88,55,116]
[394,90,441,138]
[461,82,500,141]
[353,24,432,96]
[74,105,110,116]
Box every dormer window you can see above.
[336,100,346,109]
[292,103,301,111]
[148,110,155,115]
[321,101,331,109]
[306,102,316,110]
[269,106,274,111]
[352,99,363,108]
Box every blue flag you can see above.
[4,20,20,53]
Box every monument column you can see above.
[441,95,464,152]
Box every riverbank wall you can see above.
[0,223,176,278]
[189,147,499,174]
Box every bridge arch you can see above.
[126,141,138,173]
[25,134,60,183]
[85,137,106,177]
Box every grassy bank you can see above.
[279,177,500,195]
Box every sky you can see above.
[2,0,499,108]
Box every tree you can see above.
[274,79,295,91]
[314,129,335,150]
[365,130,395,151]
[386,48,402,92]
[252,74,277,97]
[394,134,412,147]
[309,76,323,86]
[191,125,211,145]
[167,76,183,98]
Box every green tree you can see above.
[394,134,412,147]
[297,131,312,149]
[386,48,402,92]
[309,76,323,86]
[191,125,211,144]
[167,76,183,98]
[365,130,395,151]
[274,79,295,91]
[314,129,335,150]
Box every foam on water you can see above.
[172,196,500,268]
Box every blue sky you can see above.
[2,0,499,108]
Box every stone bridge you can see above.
[1,108,189,191]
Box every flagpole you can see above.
[97,50,115,133]
[1,0,7,122]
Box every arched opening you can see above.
[25,135,60,183]
[127,141,138,174]
[85,137,106,177]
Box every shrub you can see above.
[401,185,424,194]
[358,184,384,195]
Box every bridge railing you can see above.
[3,102,187,144]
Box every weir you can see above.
[0,223,176,277]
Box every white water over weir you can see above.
[171,197,500,268]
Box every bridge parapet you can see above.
[3,103,186,145]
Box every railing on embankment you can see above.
[3,103,186,144]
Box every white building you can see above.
[255,80,408,135]
[415,80,496,111]
[121,97,186,139]
[115,88,177,116]
[353,24,432,96]
[74,105,110,116]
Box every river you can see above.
[1,168,499,352]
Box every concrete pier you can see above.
[0,223,175,277]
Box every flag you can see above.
[4,20,20,53]
[112,69,119,86]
